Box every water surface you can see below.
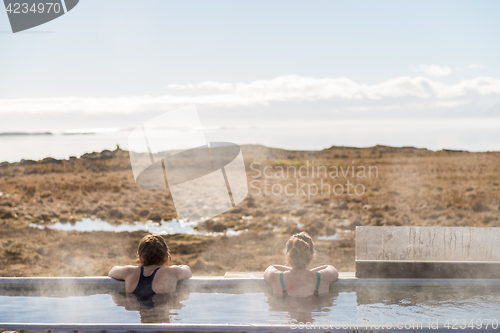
[1,287,499,327]
[29,218,242,236]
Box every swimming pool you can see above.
[1,276,499,332]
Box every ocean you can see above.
[2,118,500,163]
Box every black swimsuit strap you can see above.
[142,266,161,278]
[133,266,161,297]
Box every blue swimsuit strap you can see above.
[279,271,286,290]
[315,271,322,312]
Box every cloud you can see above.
[1,75,500,115]
[166,81,234,91]
[166,75,500,100]
[410,64,452,77]
[468,64,486,69]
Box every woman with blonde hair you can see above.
[264,232,338,297]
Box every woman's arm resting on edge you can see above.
[263,265,291,283]
[310,265,339,283]
[270,265,292,271]
[171,265,192,281]
[108,266,134,281]
[310,265,329,272]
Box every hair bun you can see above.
[285,232,315,269]
[292,237,310,252]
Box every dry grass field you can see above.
[1,144,499,276]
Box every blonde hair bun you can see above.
[285,232,315,269]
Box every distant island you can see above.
[0,131,53,136]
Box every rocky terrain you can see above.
[1,144,499,276]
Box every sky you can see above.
[1,0,500,153]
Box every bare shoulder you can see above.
[311,264,339,284]
[108,265,138,281]
[165,265,192,281]
[263,265,280,283]
[320,265,339,283]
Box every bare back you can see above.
[264,264,338,297]
[109,264,192,294]
[124,266,179,293]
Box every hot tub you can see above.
[1,273,499,333]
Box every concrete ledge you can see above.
[1,272,500,295]
[356,260,500,278]
[0,273,355,287]
[356,226,500,262]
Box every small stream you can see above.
[29,217,348,240]
[29,218,242,237]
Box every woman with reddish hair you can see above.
[109,234,192,297]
